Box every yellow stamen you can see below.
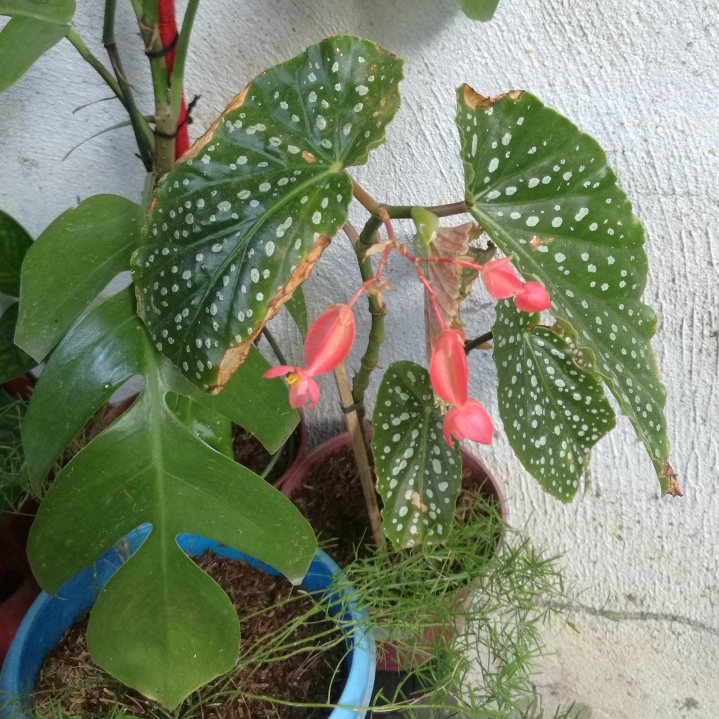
[285,372,302,388]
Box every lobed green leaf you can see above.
[22,288,298,487]
[373,360,462,548]
[457,86,671,491]
[27,289,314,708]
[493,300,615,501]
[16,194,144,362]
[133,35,403,390]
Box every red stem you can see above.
[157,0,189,157]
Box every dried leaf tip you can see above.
[664,464,682,497]
[461,84,524,110]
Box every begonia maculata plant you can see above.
[0,0,674,708]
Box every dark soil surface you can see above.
[290,446,492,568]
[33,551,346,719]
[232,424,301,484]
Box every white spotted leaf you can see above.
[372,360,462,548]
[133,35,403,391]
[493,300,615,501]
[457,86,671,491]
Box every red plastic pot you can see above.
[281,432,506,672]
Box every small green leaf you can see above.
[27,291,315,708]
[16,194,144,362]
[0,209,33,296]
[493,300,615,501]
[133,35,403,390]
[0,303,36,385]
[457,86,671,490]
[372,360,462,548]
[284,285,308,338]
[0,0,75,24]
[22,288,298,486]
[0,16,68,94]
[461,0,500,21]
[411,206,439,250]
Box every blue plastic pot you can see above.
[0,527,375,719]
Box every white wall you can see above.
[1,0,718,716]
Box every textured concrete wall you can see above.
[1,1,717,716]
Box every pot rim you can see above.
[0,527,374,719]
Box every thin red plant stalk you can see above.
[157,0,189,157]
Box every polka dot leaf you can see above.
[372,360,462,548]
[133,35,403,391]
[493,300,616,501]
[457,86,671,491]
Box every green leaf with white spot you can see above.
[461,0,500,21]
[133,35,403,390]
[457,86,671,491]
[27,289,315,708]
[493,300,615,501]
[372,360,462,548]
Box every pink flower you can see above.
[443,399,495,446]
[481,257,523,299]
[428,328,468,407]
[263,365,320,409]
[262,304,356,409]
[429,328,495,447]
[513,281,551,312]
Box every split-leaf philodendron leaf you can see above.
[493,300,615,501]
[133,35,403,391]
[373,360,462,548]
[26,289,315,708]
[457,86,671,492]
[22,289,298,491]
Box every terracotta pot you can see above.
[280,432,506,672]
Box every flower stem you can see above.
[350,177,471,220]
[333,362,384,547]
[345,222,386,425]
[465,331,493,354]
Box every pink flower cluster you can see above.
[480,257,551,313]
[262,254,550,448]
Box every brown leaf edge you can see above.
[461,85,524,110]
[212,234,330,393]
[169,84,333,393]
